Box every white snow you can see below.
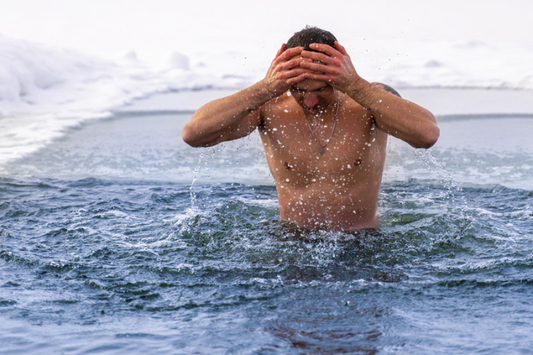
[1,0,533,165]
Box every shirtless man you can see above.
[182,27,439,231]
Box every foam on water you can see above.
[2,7,533,350]
[1,103,532,353]
[1,174,532,353]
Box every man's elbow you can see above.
[182,124,219,148]
[414,124,440,149]
[182,124,202,147]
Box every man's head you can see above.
[286,26,338,114]
[286,26,337,51]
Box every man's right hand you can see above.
[183,45,312,148]
[262,45,311,98]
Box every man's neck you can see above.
[301,100,339,123]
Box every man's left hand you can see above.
[300,42,361,94]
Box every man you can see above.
[182,26,439,231]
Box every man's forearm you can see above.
[182,81,275,147]
[346,78,439,148]
[183,43,311,147]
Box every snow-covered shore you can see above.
[1,34,532,165]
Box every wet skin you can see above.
[249,55,386,230]
[258,84,386,230]
[183,42,439,231]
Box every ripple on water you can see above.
[1,178,533,353]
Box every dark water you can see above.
[1,111,533,354]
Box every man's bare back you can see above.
[182,26,439,231]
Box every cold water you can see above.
[1,108,532,354]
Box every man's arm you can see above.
[182,84,266,147]
[345,78,439,149]
[300,43,439,149]
[371,82,401,98]
[182,45,310,147]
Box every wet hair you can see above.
[286,26,337,51]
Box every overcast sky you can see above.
[1,0,531,64]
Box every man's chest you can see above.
[259,109,386,182]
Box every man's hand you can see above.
[300,42,439,149]
[262,44,312,97]
[299,42,361,94]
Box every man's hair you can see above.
[286,26,337,51]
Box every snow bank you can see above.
[0,36,248,164]
[1,35,532,165]
[2,35,532,117]
[0,36,248,116]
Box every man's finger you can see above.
[286,72,308,85]
[303,72,333,83]
[281,68,314,79]
[278,46,303,61]
[275,43,285,58]
[281,57,308,70]
[309,43,341,57]
[334,41,349,56]
[300,60,336,74]
[300,50,336,65]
